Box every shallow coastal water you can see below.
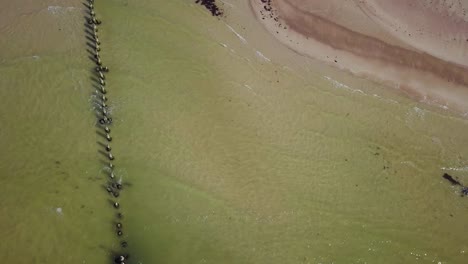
[1,0,468,263]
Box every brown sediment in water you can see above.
[250,0,468,113]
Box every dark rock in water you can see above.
[114,254,129,263]
[442,173,461,186]
[114,255,125,263]
[195,0,223,17]
[462,187,468,196]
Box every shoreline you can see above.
[249,0,468,114]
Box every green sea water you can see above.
[1,0,468,263]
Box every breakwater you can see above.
[84,0,130,262]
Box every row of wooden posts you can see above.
[85,0,130,263]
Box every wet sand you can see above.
[250,0,468,114]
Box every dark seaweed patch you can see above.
[195,0,223,16]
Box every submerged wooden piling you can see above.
[85,0,132,258]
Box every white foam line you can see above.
[226,24,247,44]
[420,96,450,110]
[441,166,468,172]
[255,50,271,62]
[47,6,75,15]
[372,94,399,104]
[324,76,364,94]
[243,83,261,98]
[242,84,272,107]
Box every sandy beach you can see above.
[250,0,468,114]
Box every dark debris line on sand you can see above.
[84,0,131,263]
[442,173,468,196]
[195,0,223,16]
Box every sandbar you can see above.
[250,0,468,114]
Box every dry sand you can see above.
[250,0,468,114]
